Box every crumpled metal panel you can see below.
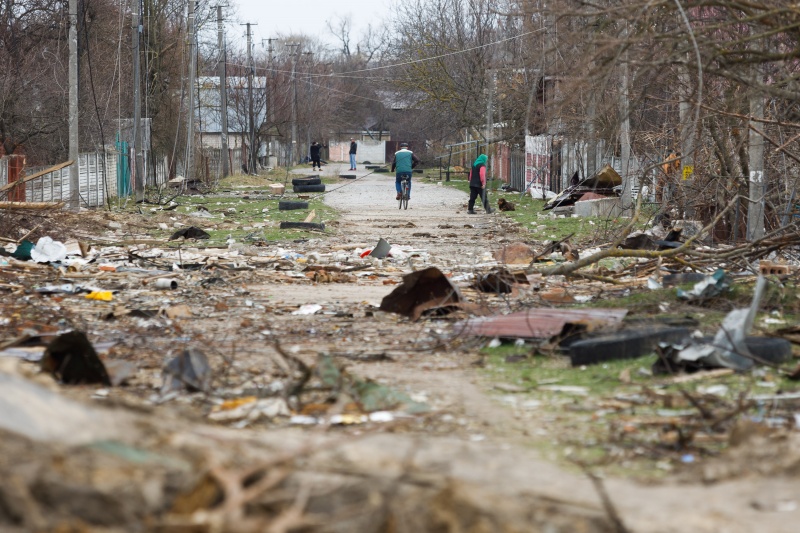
[459,308,628,340]
[380,267,462,321]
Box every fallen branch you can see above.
[533,195,738,277]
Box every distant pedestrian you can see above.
[310,141,322,171]
[467,154,494,214]
[390,142,420,200]
[257,141,267,168]
[349,138,357,170]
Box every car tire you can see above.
[279,222,325,231]
[699,336,793,365]
[293,184,326,193]
[339,174,357,179]
[278,201,309,211]
[291,177,321,186]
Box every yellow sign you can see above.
[682,165,694,180]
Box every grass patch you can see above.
[127,183,338,245]
[479,339,799,478]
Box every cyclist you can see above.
[390,142,420,200]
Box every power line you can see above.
[223,27,543,80]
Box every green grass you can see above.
[130,180,339,245]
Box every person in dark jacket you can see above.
[349,139,357,170]
[467,154,494,214]
[310,141,322,171]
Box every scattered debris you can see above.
[169,226,210,240]
[471,268,529,294]
[162,348,212,394]
[41,331,111,386]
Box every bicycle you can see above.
[398,175,411,210]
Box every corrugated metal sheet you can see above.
[459,308,627,339]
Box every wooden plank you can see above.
[303,209,316,223]
[0,201,65,210]
[0,160,75,194]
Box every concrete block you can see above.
[759,261,791,276]
[268,183,285,195]
[573,197,622,218]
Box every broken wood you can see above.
[0,201,65,210]
[303,209,316,223]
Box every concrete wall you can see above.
[329,140,386,164]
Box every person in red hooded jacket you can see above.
[467,154,494,214]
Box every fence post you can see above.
[7,155,25,202]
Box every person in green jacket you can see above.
[467,154,494,214]
[391,142,421,200]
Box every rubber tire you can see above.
[292,177,321,186]
[278,200,309,211]
[365,165,381,170]
[568,327,691,367]
[293,184,326,193]
[279,221,325,231]
[414,169,423,174]
[339,174,357,179]
[374,168,389,173]
[699,336,792,365]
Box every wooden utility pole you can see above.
[217,6,229,178]
[288,43,300,166]
[68,0,79,209]
[185,0,197,181]
[245,23,256,174]
[131,0,144,200]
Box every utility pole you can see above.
[217,5,229,178]
[262,38,277,125]
[748,88,766,240]
[245,23,257,174]
[288,43,300,167]
[262,38,277,168]
[186,0,197,181]
[68,0,79,209]
[131,0,144,201]
[619,24,633,212]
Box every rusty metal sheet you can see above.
[379,267,462,321]
[458,308,628,340]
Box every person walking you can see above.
[257,141,267,169]
[310,141,322,171]
[349,138,357,170]
[390,142,420,200]
[467,154,494,214]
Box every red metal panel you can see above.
[458,308,627,339]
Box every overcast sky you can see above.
[231,0,392,47]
